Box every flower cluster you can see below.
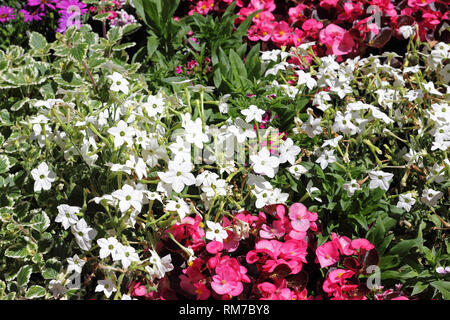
[184,0,449,57]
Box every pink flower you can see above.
[271,21,292,45]
[194,282,210,300]
[206,240,224,254]
[315,241,340,268]
[332,233,355,256]
[19,8,44,22]
[259,221,286,239]
[28,0,58,11]
[288,4,307,24]
[288,203,311,232]
[175,66,182,74]
[319,24,355,56]
[250,0,276,12]
[351,238,375,251]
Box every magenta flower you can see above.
[319,23,355,56]
[19,9,45,22]
[0,6,16,23]
[27,0,58,11]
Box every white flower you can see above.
[125,154,147,180]
[107,72,129,94]
[183,117,209,149]
[368,170,394,191]
[343,179,361,197]
[279,138,301,165]
[396,193,416,212]
[95,279,117,298]
[115,245,140,269]
[97,237,122,260]
[398,25,415,39]
[424,81,443,96]
[107,120,135,148]
[205,221,228,243]
[313,91,332,112]
[426,163,446,183]
[227,118,256,144]
[288,164,308,179]
[71,219,97,251]
[158,160,196,194]
[147,250,174,280]
[66,254,85,274]
[421,189,443,206]
[166,198,190,220]
[306,180,322,202]
[332,111,358,135]
[296,70,317,90]
[49,280,67,299]
[142,138,168,167]
[315,149,337,170]
[55,204,80,230]
[112,184,144,213]
[250,147,280,178]
[322,135,342,149]
[31,162,56,192]
[202,179,229,199]
[169,136,191,163]
[301,115,322,138]
[241,105,266,123]
[142,94,165,117]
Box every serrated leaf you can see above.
[29,32,47,50]
[42,268,59,280]
[17,265,32,287]
[5,243,28,258]
[25,285,46,299]
[30,211,50,233]
[70,43,87,62]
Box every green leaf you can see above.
[147,36,160,59]
[389,239,419,256]
[42,268,59,280]
[229,49,247,81]
[107,27,123,44]
[30,211,50,233]
[29,32,47,50]
[17,265,32,287]
[25,285,46,299]
[70,43,88,62]
[430,281,450,300]
[378,255,400,270]
[411,282,428,296]
[5,243,28,258]
[366,215,385,248]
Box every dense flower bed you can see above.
[0,0,449,301]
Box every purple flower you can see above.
[27,0,58,11]
[20,8,45,22]
[56,0,88,14]
[0,6,16,23]
[55,0,88,33]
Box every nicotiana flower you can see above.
[279,138,301,165]
[107,72,129,94]
[241,105,266,123]
[301,114,322,138]
[396,193,416,212]
[315,149,337,170]
[97,237,122,260]
[288,164,308,179]
[343,179,361,197]
[183,117,209,149]
[55,204,80,230]
[146,250,174,281]
[205,221,228,243]
[95,279,117,298]
[66,254,85,275]
[31,162,57,192]
[166,198,190,220]
[158,160,196,194]
[115,245,140,269]
[421,189,443,206]
[111,184,144,213]
[250,147,280,178]
[71,219,97,251]
[107,120,136,148]
[368,170,394,191]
